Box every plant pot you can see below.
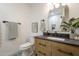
[75,28,79,35]
[70,33,75,39]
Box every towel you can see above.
[6,22,18,40]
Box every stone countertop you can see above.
[35,36,79,46]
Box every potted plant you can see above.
[61,17,79,39]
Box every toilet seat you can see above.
[19,42,33,51]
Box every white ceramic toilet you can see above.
[19,36,34,56]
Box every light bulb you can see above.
[54,3,60,8]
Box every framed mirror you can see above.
[48,4,69,33]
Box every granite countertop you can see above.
[35,36,79,46]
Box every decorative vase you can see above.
[75,28,79,35]
[70,33,75,39]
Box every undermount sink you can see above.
[46,37,65,41]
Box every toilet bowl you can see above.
[19,42,34,56]
[19,36,34,56]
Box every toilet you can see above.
[19,36,34,56]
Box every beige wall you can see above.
[30,3,50,36]
[30,3,79,35]
[68,3,79,19]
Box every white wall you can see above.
[0,3,31,55]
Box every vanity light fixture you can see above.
[47,3,54,10]
[48,3,66,9]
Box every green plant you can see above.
[61,17,79,33]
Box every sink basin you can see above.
[46,37,65,41]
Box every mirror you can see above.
[48,4,69,33]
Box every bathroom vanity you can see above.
[34,4,79,56]
[35,34,79,56]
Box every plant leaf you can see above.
[72,21,79,28]
[69,18,76,22]
[61,25,70,28]
[63,21,71,26]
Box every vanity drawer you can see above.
[69,46,79,55]
[52,41,79,56]
[35,39,52,56]
[52,46,70,56]
[35,39,51,49]
[58,44,79,56]
[36,46,51,56]
[35,39,46,47]
[36,51,45,56]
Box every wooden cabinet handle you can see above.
[58,49,73,56]
[39,43,46,47]
[38,51,46,55]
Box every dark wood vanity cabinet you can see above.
[35,38,79,56]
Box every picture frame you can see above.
[32,22,38,33]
